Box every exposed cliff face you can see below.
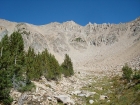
[0,17,140,72]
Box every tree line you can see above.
[0,32,74,105]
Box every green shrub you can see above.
[133,69,140,80]
[2,97,13,105]
[134,84,140,90]
[122,64,132,82]
[133,74,140,80]
[75,37,82,42]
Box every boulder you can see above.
[55,95,74,105]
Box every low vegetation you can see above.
[112,64,140,104]
[122,63,133,82]
[74,37,85,42]
[75,64,140,105]
[0,32,74,105]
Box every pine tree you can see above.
[25,47,35,80]
[9,32,24,66]
[41,49,61,80]
[0,69,13,105]
[9,32,26,90]
[48,54,61,80]
[33,53,43,80]
[61,54,74,77]
[0,35,13,104]
[0,35,11,69]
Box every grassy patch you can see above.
[108,76,140,105]
[72,76,112,104]
[74,76,140,104]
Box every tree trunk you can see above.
[1,47,3,57]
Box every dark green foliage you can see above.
[134,84,140,90]
[0,68,13,105]
[25,47,36,80]
[45,54,61,80]
[38,50,61,80]
[122,64,140,82]
[61,54,74,77]
[9,32,24,54]
[18,82,35,92]
[25,48,61,81]
[0,35,13,105]
[75,37,82,42]
[0,32,28,105]
[74,37,85,42]
[133,69,140,91]
[0,32,74,104]
[9,32,25,67]
[122,64,132,82]
[0,35,11,69]
[133,68,140,80]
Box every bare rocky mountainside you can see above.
[0,17,140,105]
[0,17,140,73]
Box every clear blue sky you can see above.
[0,0,140,26]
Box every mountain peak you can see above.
[62,20,79,26]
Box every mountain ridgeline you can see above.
[0,32,73,104]
[0,18,140,72]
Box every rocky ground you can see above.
[10,70,114,105]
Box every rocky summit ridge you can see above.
[0,17,140,73]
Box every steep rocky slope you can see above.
[0,17,140,74]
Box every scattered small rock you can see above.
[107,100,110,102]
[89,100,94,104]
[78,93,86,97]
[47,96,52,101]
[100,95,108,100]
[71,90,82,95]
